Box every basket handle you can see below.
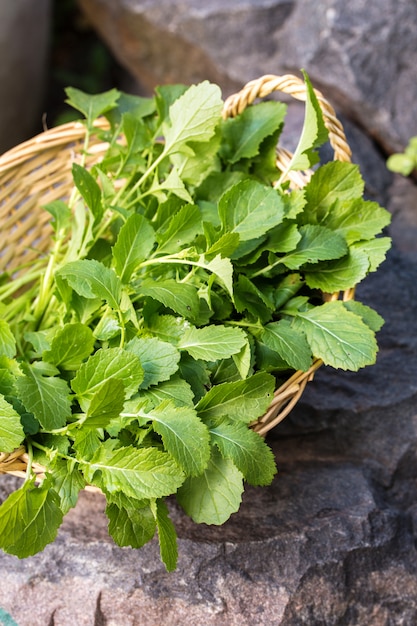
[222,74,352,164]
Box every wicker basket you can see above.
[0,74,353,478]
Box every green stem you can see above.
[31,439,75,464]
[112,147,168,208]
[179,267,197,283]
[32,232,64,326]
[120,408,152,421]
[226,319,264,332]
[0,267,45,301]
[1,284,38,324]
[25,440,34,482]
[93,211,117,243]
[117,308,126,348]
[137,253,196,271]
[249,259,284,279]
[68,125,92,209]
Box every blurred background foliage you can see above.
[46,0,124,125]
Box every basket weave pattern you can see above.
[0,75,353,477]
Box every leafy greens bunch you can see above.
[0,74,391,570]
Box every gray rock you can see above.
[0,0,51,153]
[1,437,416,624]
[78,0,417,154]
[389,175,417,262]
[0,454,417,626]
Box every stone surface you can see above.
[1,176,417,624]
[77,0,417,154]
[0,0,51,153]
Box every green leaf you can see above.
[84,378,125,428]
[31,434,70,466]
[122,112,152,153]
[282,188,307,220]
[44,200,71,233]
[113,214,156,282]
[0,320,16,358]
[156,204,202,253]
[284,70,328,172]
[155,83,188,123]
[209,419,277,486]
[197,170,247,203]
[254,338,289,372]
[16,364,72,430]
[303,162,365,220]
[250,129,282,185]
[82,444,184,500]
[111,92,155,121]
[50,459,86,514]
[262,320,312,371]
[68,293,102,326]
[106,498,156,549]
[73,428,102,461]
[304,248,370,292]
[149,401,210,476]
[163,81,223,154]
[24,330,52,356]
[178,325,247,361]
[177,446,243,525]
[405,137,417,156]
[154,499,178,572]
[144,314,190,344]
[274,273,304,309]
[293,300,378,370]
[204,232,240,261]
[219,180,285,241]
[95,167,118,203]
[343,300,384,332]
[43,323,95,370]
[152,167,193,203]
[139,278,200,322]
[200,254,234,299]
[265,222,302,254]
[234,274,274,321]
[126,337,180,389]
[171,132,221,187]
[151,195,184,232]
[220,100,287,164]
[0,394,25,452]
[196,372,275,423]
[139,375,194,408]
[310,198,391,244]
[178,355,211,402]
[0,358,18,396]
[0,479,63,558]
[72,163,103,222]
[210,357,242,385]
[280,224,348,269]
[71,347,144,407]
[352,237,392,272]
[63,196,94,262]
[65,86,120,127]
[58,259,122,310]
[232,337,252,380]
[93,310,121,340]
[386,152,416,176]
